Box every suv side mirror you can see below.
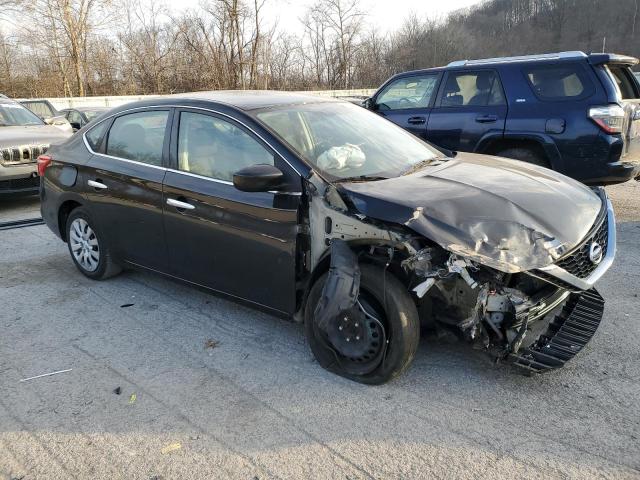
[233,164,285,192]
[363,97,375,110]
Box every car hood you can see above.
[338,153,603,273]
[0,125,71,147]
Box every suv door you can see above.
[84,108,171,271]
[427,69,507,151]
[371,73,440,138]
[162,109,301,314]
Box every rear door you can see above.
[372,73,440,139]
[427,69,507,152]
[162,109,301,314]
[84,108,170,271]
[605,64,640,164]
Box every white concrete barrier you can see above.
[17,89,376,110]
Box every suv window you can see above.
[177,112,274,182]
[375,74,438,110]
[106,111,168,166]
[607,65,640,99]
[68,110,82,125]
[440,71,505,107]
[524,65,589,100]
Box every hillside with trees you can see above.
[0,0,639,98]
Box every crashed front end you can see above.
[305,171,615,374]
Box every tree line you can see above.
[0,0,639,99]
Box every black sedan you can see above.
[60,106,110,131]
[39,91,615,384]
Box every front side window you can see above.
[0,102,44,126]
[524,64,590,100]
[177,112,274,182]
[106,110,169,166]
[440,71,505,107]
[255,102,441,180]
[68,110,82,125]
[375,74,439,110]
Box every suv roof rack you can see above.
[447,51,587,67]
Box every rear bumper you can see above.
[580,160,640,185]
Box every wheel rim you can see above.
[69,218,100,272]
[319,290,388,375]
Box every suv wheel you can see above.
[495,147,550,168]
[66,207,121,280]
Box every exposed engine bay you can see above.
[301,172,609,377]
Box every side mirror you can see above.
[233,164,285,192]
[43,116,55,125]
[70,122,81,131]
[363,97,376,110]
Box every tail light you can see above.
[37,154,52,176]
[588,105,625,134]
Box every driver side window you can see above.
[375,74,438,111]
[177,112,274,182]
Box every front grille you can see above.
[555,209,608,279]
[511,289,604,373]
[0,144,49,165]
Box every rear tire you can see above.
[495,147,550,168]
[66,207,121,280]
[305,264,420,385]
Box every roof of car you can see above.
[62,106,110,112]
[170,90,339,111]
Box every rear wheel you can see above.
[495,147,550,168]
[66,207,121,280]
[305,264,420,384]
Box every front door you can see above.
[427,69,507,152]
[372,73,441,139]
[84,109,171,271]
[162,109,301,314]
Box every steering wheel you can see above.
[398,97,415,107]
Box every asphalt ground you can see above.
[0,181,639,479]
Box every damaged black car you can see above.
[39,92,615,384]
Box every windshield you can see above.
[254,102,441,180]
[0,102,44,126]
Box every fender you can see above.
[476,132,562,169]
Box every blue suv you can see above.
[365,51,640,185]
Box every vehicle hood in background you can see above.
[339,153,603,273]
[0,125,71,147]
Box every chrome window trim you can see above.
[82,103,302,176]
[538,198,616,291]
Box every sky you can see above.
[171,0,482,34]
[0,0,482,34]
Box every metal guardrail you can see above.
[16,89,377,110]
[0,217,45,231]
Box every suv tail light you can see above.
[37,154,52,176]
[588,105,625,134]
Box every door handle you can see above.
[407,116,426,125]
[475,115,498,123]
[167,198,195,210]
[87,179,108,190]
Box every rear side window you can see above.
[524,65,590,100]
[85,121,109,151]
[607,66,640,99]
[440,70,505,107]
[106,111,169,166]
[375,74,439,110]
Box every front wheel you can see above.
[66,207,121,280]
[304,264,420,384]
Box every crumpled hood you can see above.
[339,153,603,273]
[0,125,71,147]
